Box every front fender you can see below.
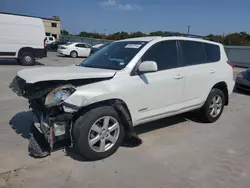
[63,82,137,123]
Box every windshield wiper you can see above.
[82,64,96,68]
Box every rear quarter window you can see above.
[204,43,221,62]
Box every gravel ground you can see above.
[0,53,249,188]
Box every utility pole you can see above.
[103,29,106,39]
[187,25,191,36]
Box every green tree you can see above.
[62,30,250,46]
[61,29,69,35]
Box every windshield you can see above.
[80,41,147,70]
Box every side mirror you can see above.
[138,61,158,73]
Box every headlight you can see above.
[237,72,244,79]
[45,85,75,107]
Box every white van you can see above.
[0,13,47,65]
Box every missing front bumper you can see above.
[29,111,73,157]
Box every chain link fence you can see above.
[60,35,113,46]
[224,46,250,67]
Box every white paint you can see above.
[0,13,45,58]
[17,36,234,127]
[57,42,92,57]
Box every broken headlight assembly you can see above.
[45,85,76,107]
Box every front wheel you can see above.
[73,106,124,160]
[199,88,225,123]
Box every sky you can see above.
[1,0,250,35]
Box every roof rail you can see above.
[161,32,216,42]
[161,32,204,38]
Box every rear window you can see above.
[180,41,207,66]
[204,43,221,62]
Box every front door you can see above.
[124,40,185,124]
[75,44,86,56]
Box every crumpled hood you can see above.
[17,65,117,83]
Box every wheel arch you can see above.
[70,50,78,56]
[18,47,34,57]
[74,99,133,130]
[212,81,229,106]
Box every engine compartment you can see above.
[9,76,111,157]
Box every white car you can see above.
[92,44,104,48]
[57,42,92,58]
[10,36,234,160]
[45,36,56,46]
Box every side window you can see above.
[51,23,57,27]
[180,41,207,66]
[75,44,86,48]
[142,40,179,71]
[204,43,220,62]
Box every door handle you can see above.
[209,69,216,74]
[174,74,183,80]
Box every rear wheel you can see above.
[199,88,225,123]
[19,52,35,66]
[73,106,124,160]
[70,51,78,58]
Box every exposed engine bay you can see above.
[9,75,142,157]
[9,76,110,157]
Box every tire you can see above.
[70,51,78,58]
[199,88,225,123]
[19,52,35,66]
[73,106,124,160]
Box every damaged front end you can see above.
[9,76,101,157]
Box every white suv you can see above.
[10,36,234,160]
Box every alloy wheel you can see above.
[88,116,120,152]
[209,95,223,118]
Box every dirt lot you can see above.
[0,53,249,188]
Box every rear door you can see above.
[178,40,220,107]
[75,44,91,57]
[83,44,92,56]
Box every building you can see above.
[43,16,61,40]
[0,12,61,40]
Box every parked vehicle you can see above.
[235,68,250,92]
[92,44,105,48]
[46,41,68,51]
[89,43,110,55]
[57,42,92,58]
[0,13,47,65]
[10,36,234,160]
[45,36,56,46]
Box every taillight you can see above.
[44,38,46,48]
[227,61,234,68]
